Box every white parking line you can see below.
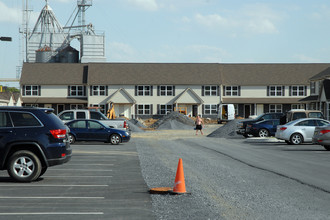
[44,175,112,178]
[67,164,114,166]
[50,169,113,171]
[0,196,104,199]
[0,184,108,187]
[0,212,103,215]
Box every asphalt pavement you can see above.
[0,142,155,220]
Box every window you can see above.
[159,105,173,115]
[310,82,316,94]
[0,112,12,127]
[269,104,282,113]
[59,112,74,120]
[10,112,42,127]
[70,104,84,110]
[90,111,107,120]
[291,104,304,109]
[88,121,103,129]
[224,86,239,96]
[69,121,86,129]
[290,86,306,96]
[92,86,107,96]
[137,104,152,115]
[268,86,284,96]
[203,86,218,96]
[90,104,106,114]
[158,86,174,96]
[204,104,217,115]
[76,112,86,119]
[24,85,40,96]
[68,86,85,97]
[136,85,152,96]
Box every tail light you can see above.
[280,127,287,131]
[320,130,330,135]
[50,129,67,139]
[124,121,127,128]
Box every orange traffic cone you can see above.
[172,158,187,194]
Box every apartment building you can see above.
[20,62,330,119]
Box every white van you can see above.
[217,104,235,124]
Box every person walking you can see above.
[195,115,204,135]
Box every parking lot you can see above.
[0,142,154,220]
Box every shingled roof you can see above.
[20,63,87,85]
[220,63,330,85]
[87,63,221,85]
[20,62,330,86]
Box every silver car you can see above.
[312,125,330,150]
[275,118,330,145]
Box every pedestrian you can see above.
[195,115,204,135]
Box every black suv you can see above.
[236,112,285,137]
[0,107,72,182]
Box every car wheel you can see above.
[39,166,48,178]
[323,145,330,151]
[110,134,121,145]
[258,129,269,137]
[290,133,303,145]
[68,134,75,144]
[285,140,292,145]
[7,150,42,182]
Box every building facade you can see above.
[20,62,330,119]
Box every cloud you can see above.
[126,0,159,11]
[195,13,229,27]
[192,4,281,35]
[108,42,137,61]
[0,2,21,24]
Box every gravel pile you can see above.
[150,112,195,130]
[127,120,145,132]
[207,119,243,138]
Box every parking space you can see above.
[0,142,154,220]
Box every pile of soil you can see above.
[150,112,195,130]
[127,120,145,132]
[207,120,243,139]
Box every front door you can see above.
[244,105,251,118]
[193,105,198,117]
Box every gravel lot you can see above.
[133,124,330,220]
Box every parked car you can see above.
[286,109,324,123]
[237,112,285,137]
[58,109,129,132]
[312,125,330,150]
[275,118,330,145]
[246,119,280,137]
[0,106,72,182]
[65,119,130,145]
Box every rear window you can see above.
[77,112,86,119]
[292,112,306,120]
[10,112,42,127]
[90,111,107,120]
[308,112,323,118]
[59,112,74,120]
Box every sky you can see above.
[1,0,330,86]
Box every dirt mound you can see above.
[150,112,195,130]
[207,120,243,139]
[127,120,145,132]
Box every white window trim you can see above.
[92,85,106,96]
[204,104,218,115]
[204,85,218,96]
[269,86,283,96]
[24,85,39,96]
[69,86,85,97]
[137,104,151,115]
[159,85,174,96]
[225,86,239,96]
[291,85,305,96]
[137,85,152,96]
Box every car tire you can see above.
[7,150,42,182]
[285,140,292,145]
[110,134,121,145]
[39,166,48,178]
[258,129,269,137]
[68,134,75,144]
[290,133,303,145]
[323,145,330,151]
